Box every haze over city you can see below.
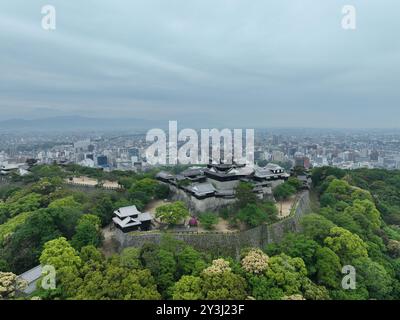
[1,0,399,128]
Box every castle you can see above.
[156,162,290,212]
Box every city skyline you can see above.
[1,1,399,128]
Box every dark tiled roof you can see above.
[190,183,215,195]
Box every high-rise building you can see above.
[272,135,280,146]
[254,150,265,162]
[295,156,311,169]
[370,150,379,161]
[128,148,140,158]
[74,139,91,152]
[272,150,285,162]
[97,155,108,167]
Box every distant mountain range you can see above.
[0,116,166,132]
[2,116,392,132]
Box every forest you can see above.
[1,164,400,300]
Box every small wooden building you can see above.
[112,205,152,232]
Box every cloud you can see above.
[0,0,399,128]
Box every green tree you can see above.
[48,196,82,210]
[119,247,142,269]
[275,233,320,276]
[74,259,161,300]
[237,204,267,227]
[201,269,247,300]
[273,183,296,202]
[198,212,219,230]
[30,177,62,196]
[172,275,204,300]
[39,237,82,297]
[0,212,31,245]
[0,258,8,272]
[154,184,170,199]
[259,201,279,223]
[320,193,337,208]
[155,201,189,225]
[156,249,177,296]
[40,237,82,273]
[287,177,303,191]
[71,214,103,251]
[47,206,83,239]
[235,182,257,208]
[314,247,342,289]
[0,186,20,202]
[324,227,368,264]
[92,194,114,226]
[311,167,346,188]
[140,244,178,297]
[118,177,136,189]
[3,209,63,273]
[79,245,104,270]
[350,188,374,202]
[128,191,149,210]
[302,278,330,300]
[30,164,65,180]
[301,213,336,244]
[129,178,158,196]
[324,179,353,203]
[176,246,207,276]
[7,192,42,217]
[353,257,393,299]
[249,254,308,300]
[343,199,381,237]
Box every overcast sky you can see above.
[0,1,399,128]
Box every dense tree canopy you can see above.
[2,164,400,300]
[0,165,171,274]
[71,214,103,251]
